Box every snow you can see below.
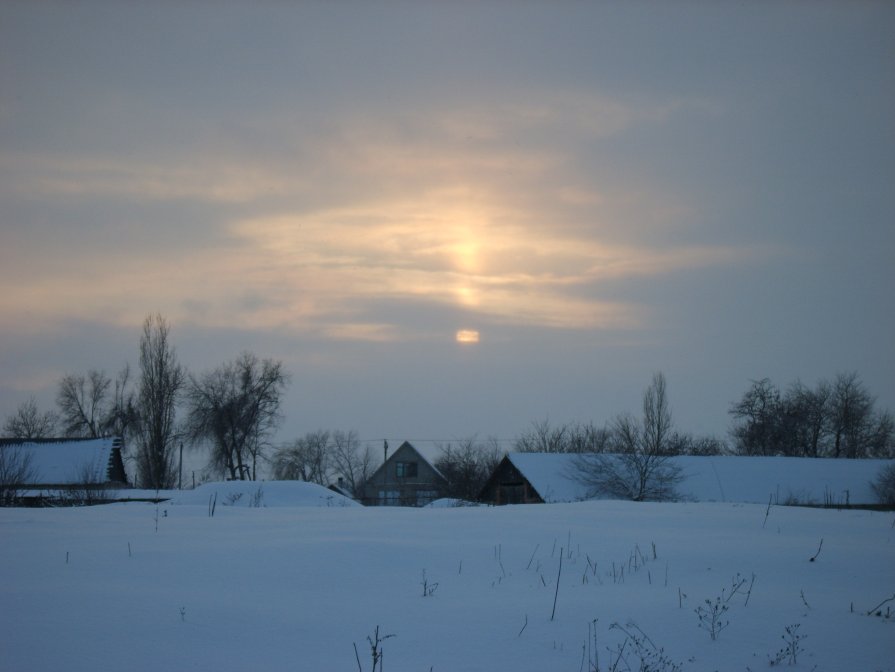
[9,438,117,485]
[425,497,479,508]
[169,480,360,508]
[508,453,892,505]
[1,499,892,671]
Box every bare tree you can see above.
[434,437,502,501]
[56,370,112,438]
[828,372,890,459]
[328,430,374,498]
[728,378,783,456]
[516,419,610,453]
[642,371,673,455]
[133,314,185,489]
[869,410,894,459]
[55,365,137,446]
[567,422,612,454]
[271,430,331,484]
[730,373,892,458]
[669,433,728,456]
[871,463,895,506]
[570,373,683,502]
[101,365,139,442]
[515,419,569,453]
[3,397,57,439]
[0,444,38,505]
[186,352,288,480]
[785,380,831,458]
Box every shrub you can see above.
[871,463,895,506]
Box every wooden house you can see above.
[0,436,129,505]
[362,441,447,506]
[478,453,589,505]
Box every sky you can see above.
[1,1,893,455]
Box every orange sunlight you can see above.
[455,329,480,344]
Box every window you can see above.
[416,490,439,506]
[396,461,418,478]
[378,490,400,506]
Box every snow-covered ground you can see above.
[1,482,893,671]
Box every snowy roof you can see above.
[406,441,447,482]
[507,453,592,503]
[6,437,121,486]
[506,453,892,505]
[674,455,889,505]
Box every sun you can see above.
[455,329,480,344]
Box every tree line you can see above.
[509,372,892,460]
[3,314,893,497]
[2,313,289,489]
[728,373,892,459]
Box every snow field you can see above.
[1,492,893,671]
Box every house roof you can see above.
[404,441,447,482]
[506,453,591,502]
[674,454,889,504]
[500,453,892,505]
[368,440,447,484]
[327,482,356,499]
[3,437,123,486]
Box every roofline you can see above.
[0,436,121,446]
[366,440,448,484]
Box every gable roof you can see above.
[506,453,591,502]
[367,441,447,484]
[495,453,892,505]
[327,482,356,499]
[3,437,127,487]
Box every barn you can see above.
[0,436,128,505]
[478,452,893,507]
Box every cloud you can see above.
[226,192,751,335]
[0,152,308,204]
[0,87,758,341]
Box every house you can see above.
[362,441,447,506]
[478,452,590,504]
[0,436,129,505]
[327,477,357,501]
[479,452,894,506]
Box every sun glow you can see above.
[451,229,482,273]
[213,185,746,342]
[455,329,480,344]
[455,285,480,307]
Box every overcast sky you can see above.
[1,1,893,454]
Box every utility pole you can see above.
[383,440,389,505]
